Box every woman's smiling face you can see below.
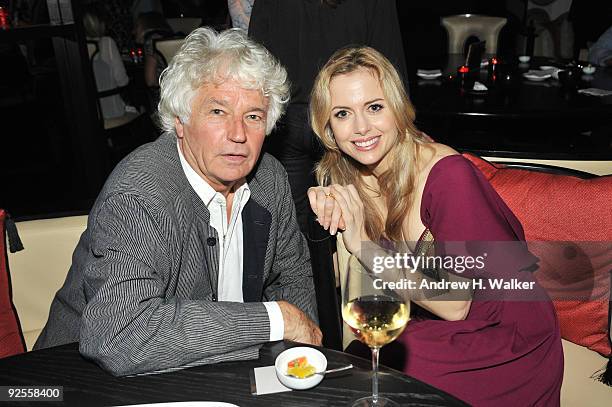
[328,67,399,175]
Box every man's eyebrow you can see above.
[331,98,385,110]
[207,97,231,108]
[248,107,267,114]
[206,98,267,114]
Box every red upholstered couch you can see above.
[464,153,612,406]
[0,209,26,358]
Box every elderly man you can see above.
[34,28,321,376]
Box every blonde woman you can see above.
[307,46,563,406]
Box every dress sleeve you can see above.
[420,155,538,280]
[421,155,524,242]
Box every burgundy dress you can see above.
[397,155,563,406]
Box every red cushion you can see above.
[0,209,25,358]
[463,154,612,357]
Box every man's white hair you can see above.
[158,27,290,135]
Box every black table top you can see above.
[410,55,612,119]
[0,342,468,407]
[408,55,612,160]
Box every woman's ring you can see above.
[325,191,336,200]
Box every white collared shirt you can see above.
[177,142,283,341]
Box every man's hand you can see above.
[277,301,323,346]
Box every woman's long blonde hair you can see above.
[310,46,426,242]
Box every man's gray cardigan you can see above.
[34,132,318,376]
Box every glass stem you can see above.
[371,346,380,403]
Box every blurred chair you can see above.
[441,14,507,54]
[154,37,185,66]
[167,17,201,36]
[547,12,574,59]
[519,9,573,59]
[522,8,565,59]
[87,41,155,164]
[86,41,141,132]
[524,8,553,57]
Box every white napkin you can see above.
[252,366,291,395]
[577,88,612,97]
[473,81,488,91]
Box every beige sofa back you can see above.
[7,216,87,350]
[562,340,611,406]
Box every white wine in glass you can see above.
[342,254,409,407]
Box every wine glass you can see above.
[341,254,410,406]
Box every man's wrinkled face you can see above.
[175,80,269,192]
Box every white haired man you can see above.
[34,28,322,376]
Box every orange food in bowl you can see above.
[287,356,316,378]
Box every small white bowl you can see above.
[518,55,531,63]
[275,347,327,390]
[582,65,596,75]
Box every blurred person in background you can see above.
[84,0,134,54]
[589,25,612,67]
[228,0,253,31]
[569,0,612,59]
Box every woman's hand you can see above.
[307,186,345,234]
[327,184,367,255]
[307,184,367,254]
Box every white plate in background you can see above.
[523,70,552,81]
[417,69,442,79]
